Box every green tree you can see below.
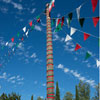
[91,84,99,100]
[31,95,33,100]
[75,85,79,100]
[55,81,60,100]
[37,96,43,100]
[78,81,90,100]
[0,93,8,100]
[63,92,73,100]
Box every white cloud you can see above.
[64,68,69,73]
[34,25,42,31]
[57,64,64,69]
[2,0,23,10]
[11,2,23,10]
[31,8,36,14]
[42,83,46,87]
[0,72,7,79]
[31,53,37,58]
[57,64,96,88]
[34,81,38,84]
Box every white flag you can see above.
[76,5,82,20]
[65,34,72,42]
[23,27,26,32]
[25,30,29,37]
[6,42,8,46]
[70,27,77,36]
[96,60,100,67]
[12,48,14,52]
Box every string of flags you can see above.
[0,13,44,68]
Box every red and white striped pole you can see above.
[46,3,55,100]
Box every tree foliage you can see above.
[55,81,60,100]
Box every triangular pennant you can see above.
[75,44,81,51]
[91,0,98,12]
[92,17,99,27]
[51,19,55,26]
[6,42,8,46]
[68,13,73,20]
[17,32,20,37]
[61,17,64,27]
[25,30,29,37]
[49,0,55,12]
[55,23,62,32]
[11,38,14,42]
[23,27,26,32]
[56,18,61,27]
[79,18,85,27]
[84,33,90,41]
[21,37,24,41]
[76,5,82,19]
[96,59,100,67]
[31,25,34,30]
[70,27,77,36]
[85,52,91,60]
[37,18,40,23]
[29,21,32,26]
[65,34,72,42]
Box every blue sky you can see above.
[0,0,99,100]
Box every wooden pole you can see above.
[46,3,55,100]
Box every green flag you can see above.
[51,19,55,26]
[55,23,62,32]
[85,52,91,60]
[36,15,40,19]
[16,43,19,47]
[17,32,20,37]
[31,25,34,30]
[79,18,85,27]
[68,13,73,20]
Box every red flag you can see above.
[21,37,24,41]
[91,0,98,12]
[61,17,64,27]
[75,44,81,51]
[92,17,99,27]
[29,21,32,26]
[56,19,61,26]
[84,33,90,41]
[11,37,14,42]
[37,18,40,23]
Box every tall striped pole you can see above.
[46,3,55,100]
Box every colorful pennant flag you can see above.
[51,19,55,26]
[49,0,55,12]
[91,0,98,12]
[36,16,40,23]
[75,44,81,51]
[85,52,91,60]
[6,42,8,46]
[56,18,61,27]
[25,30,29,37]
[67,13,73,27]
[55,23,62,32]
[65,34,72,42]
[31,25,34,30]
[68,13,73,20]
[92,17,99,27]
[29,21,32,27]
[79,18,85,27]
[76,5,82,19]
[23,27,26,32]
[61,17,64,27]
[17,32,20,37]
[96,59,100,67]
[11,38,14,42]
[84,33,90,41]
[21,37,24,41]
[70,27,77,36]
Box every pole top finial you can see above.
[46,3,49,7]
